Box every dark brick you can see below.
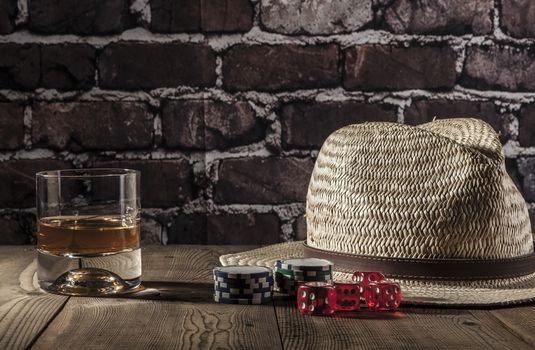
[150,0,200,32]
[260,0,373,35]
[0,215,31,244]
[99,43,216,89]
[166,213,207,244]
[404,100,510,142]
[162,100,265,150]
[151,0,253,33]
[0,44,40,90]
[0,159,72,208]
[207,213,280,244]
[140,216,163,244]
[506,157,522,192]
[385,0,492,35]
[518,157,535,202]
[215,157,315,204]
[343,45,457,91]
[501,0,535,38]
[202,0,253,32]
[32,102,153,151]
[529,206,535,233]
[223,44,339,91]
[280,101,397,149]
[41,44,96,90]
[0,103,24,150]
[294,215,307,240]
[28,0,132,35]
[518,105,535,147]
[93,160,194,208]
[461,45,535,92]
[0,0,17,34]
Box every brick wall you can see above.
[1,0,535,245]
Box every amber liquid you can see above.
[37,215,140,256]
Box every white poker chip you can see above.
[277,258,333,271]
[213,266,273,279]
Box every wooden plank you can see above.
[490,306,535,346]
[32,245,282,350]
[274,298,532,350]
[0,246,68,350]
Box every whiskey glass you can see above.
[36,168,141,296]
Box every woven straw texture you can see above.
[306,119,531,259]
[220,119,535,306]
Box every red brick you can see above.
[461,45,535,91]
[343,45,457,91]
[223,44,339,91]
[0,44,40,90]
[41,44,96,90]
[501,0,535,38]
[0,103,24,150]
[93,160,194,208]
[214,157,315,204]
[518,105,535,147]
[201,0,253,32]
[28,0,133,35]
[207,213,280,244]
[0,159,72,208]
[32,102,153,151]
[162,100,265,150]
[280,101,397,149]
[99,43,217,89]
[385,0,492,35]
[0,0,17,34]
[404,99,510,142]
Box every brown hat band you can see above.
[303,242,535,280]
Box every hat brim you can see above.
[220,241,535,307]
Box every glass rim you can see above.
[36,168,140,179]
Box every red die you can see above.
[352,271,385,286]
[365,281,402,310]
[334,283,361,311]
[297,282,336,316]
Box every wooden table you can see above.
[2,245,535,349]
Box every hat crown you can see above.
[306,118,532,260]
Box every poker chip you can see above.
[213,266,272,280]
[215,291,272,300]
[275,258,333,272]
[213,265,274,305]
[274,259,333,297]
[214,294,272,305]
[215,280,272,290]
[214,275,274,285]
[276,267,331,277]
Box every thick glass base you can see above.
[38,248,142,296]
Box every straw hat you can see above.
[220,118,535,306]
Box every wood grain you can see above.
[490,306,535,347]
[274,298,532,350]
[32,245,282,350]
[0,246,68,350]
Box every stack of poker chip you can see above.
[275,258,333,296]
[213,266,274,304]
